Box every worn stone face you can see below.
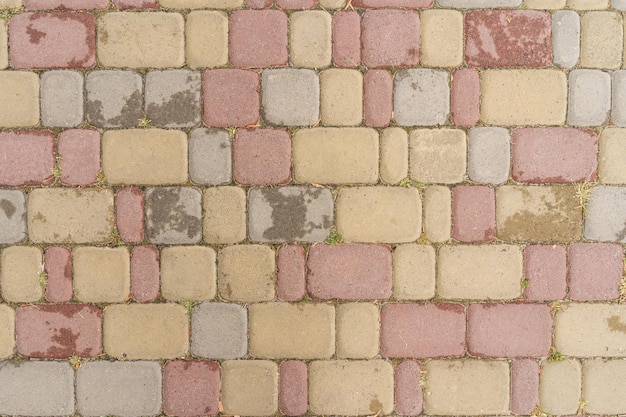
[145,70,201,128]
[73,247,130,303]
[86,71,143,128]
[393,69,449,126]
[584,186,626,243]
[191,302,248,359]
[0,190,26,244]
[145,187,202,244]
[221,360,278,417]
[217,245,275,302]
[0,71,40,128]
[40,71,84,128]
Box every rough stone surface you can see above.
[567,243,623,301]
[233,129,291,185]
[393,244,436,300]
[186,11,228,69]
[145,70,201,128]
[218,245,275,302]
[86,71,143,128]
[261,69,319,126]
[229,10,287,68]
[423,185,452,242]
[0,190,27,244]
[567,69,611,126]
[221,360,278,416]
[145,187,202,244]
[452,185,495,243]
[524,245,567,301]
[163,360,220,417]
[553,10,580,68]
[336,303,379,359]
[394,69,449,126]
[451,68,480,126]
[0,246,42,303]
[203,69,259,128]
[191,302,247,359]
[44,247,73,303]
[290,11,332,68]
[41,71,84,127]
[0,71,39,127]
[539,359,581,415]
[0,130,54,187]
[189,128,231,186]
[203,187,246,244]
[380,127,408,184]
[467,127,510,184]
[58,130,101,186]
[130,245,159,303]
[584,186,626,243]
[279,361,308,416]
[320,69,363,126]
[361,10,420,68]
[73,247,130,303]
[580,11,623,69]
[409,128,466,184]
[583,359,626,414]
[160,246,216,301]
[364,70,393,127]
[421,9,463,67]
[599,128,626,183]
[276,245,306,301]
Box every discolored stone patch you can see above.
[0,190,26,244]
[86,71,143,128]
[145,187,202,245]
[145,70,201,128]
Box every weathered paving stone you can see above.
[552,10,580,68]
[248,187,333,243]
[0,246,42,303]
[113,0,158,8]
[0,190,26,244]
[290,11,332,68]
[160,0,243,7]
[218,245,275,302]
[423,185,452,242]
[394,361,423,416]
[58,130,100,187]
[161,246,216,301]
[203,69,259,128]
[24,0,108,7]
[229,10,288,68]
[130,245,159,302]
[510,359,539,415]
[0,130,54,186]
[523,244,567,301]
[145,70,201,128]
[336,303,379,359]
[567,69,611,126]
[86,71,143,128]
[277,0,317,8]
[361,10,420,68]
[612,71,626,127]
[364,70,393,127]
[567,243,623,301]
[539,359,581,415]
[276,245,306,302]
[467,127,510,184]
[185,11,228,69]
[452,185,495,243]
[40,71,83,127]
[451,68,480,126]
[115,187,144,244]
[261,69,319,126]
[580,11,623,69]
[163,360,220,417]
[0,305,14,358]
[145,187,202,244]
[380,127,408,184]
[583,359,626,414]
[524,0,564,10]
[332,11,360,68]
[354,0,431,6]
[599,128,626,183]
[233,128,291,185]
[320,69,363,126]
[44,247,73,303]
[393,244,436,300]
[73,247,130,303]
[614,0,626,8]
[567,0,608,8]
[0,20,6,70]
[409,128,466,184]
[189,128,231,186]
[0,71,39,127]
[221,360,278,416]
[584,186,626,243]
[203,187,246,244]
[279,361,308,416]
[191,302,247,359]
[421,9,463,68]
[393,69,449,126]
[438,0,521,5]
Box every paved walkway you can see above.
[0,0,625,415]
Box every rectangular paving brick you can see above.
[583,359,626,414]
[218,245,275,302]
[203,186,246,244]
[160,246,216,301]
[0,20,7,70]
[553,10,580,68]
[410,128,466,184]
[452,185,495,243]
[567,69,611,126]
[58,129,100,186]
[393,244,435,300]
[203,69,259,128]
[599,128,626,183]
[539,359,581,415]
[186,11,228,69]
[320,69,362,126]
[115,187,144,244]
[163,360,220,417]
[41,71,84,127]
[74,247,130,303]
[279,360,308,416]
[0,305,14,359]
[290,11,331,68]
[467,127,510,184]
[24,0,108,8]
[43,247,72,303]
[332,11,360,68]
[362,10,420,68]
[0,130,54,187]
[229,10,288,68]
[364,70,392,127]
[0,190,26,245]
[276,244,306,301]
[233,128,291,185]
[0,246,43,303]
[584,186,626,243]
[568,243,623,301]
[421,9,463,67]
[221,360,278,416]
[510,359,539,415]
[523,244,567,301]
[146,186,201,244]
[130,245,159,303]
[336,303,379,359]
[191,302,247,359]
[394,361,422,416]
[580,11,623,69]
[0,71,39,128]
[394,69,449,126]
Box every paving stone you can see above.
[203,187,246,244]
[276,244,306,301]
[0,20,6,69]
[43,247,72,303]
[523,245,567,301]
[394,69,449,126]
[452,185,495,243]
[320,69,362,126]
[568,243,623,301]
[58,129,100,186]
[567,0,608,7]
[0,361,74,417]
[380,127,408,184]
[24,0,108,7]
[16,304,101,358]
[599,128,626,183]
[438,0,521,5]
[0,305,14,359]
[73,247,130,303]
[28,188,114,244]
[0,71,39,127]
[423,185,451,242]
[612,71,626,127]
[113,0,158,8]
[381,303,465,358]
[218,245,275,302]
[0,190,26,244]
[163,360,220,417]
[0,246,42,303]
[309,360,394,415]
[364,70,392,127]
[233,128,291,185]
[160,0,243,7]
[293,128,378,184]
[580,11,623,69]
[354,0,431,6]
[246,0,273,7]
[186,11,228,69]
[130,245,159,303]
[583,359,626,414]
[393,244,435,300]
[567,69,611,126]
[77,361,161,417]
[0,0,18,6]
[229,10,288,68]
[221,360,278,416]
[145,70,201,128]
[0,130,54,186]
[539,359,581,415]
[307,243,392,300]
[496,186,582,242]
[115,187,144,244]
[40,71,83,127]
[552,10,580,68]
[248,187,333,243]
[510,359,539,415]
[261,69,319,126]
[394,361,422,416]
[362,10,420,68]
[279,361,308,416]
[421,9,463,67]
[145,187,202,244]
[614,0,626,8]
[337,303,379,359]
[467,127,510,184]
[276,0,317,7]
[191,302,247,359]
[203,69,259,127]
[584,186,626,243]
[423,360,509,415]
[409,128,466,184]
[86,71,143,128]
[97,12,185,68]
[525,0,565,7]
[189,128,231,186]
[332,11,360,68]
[438,244,522,299]
[450,68,480,127]
[161,246,216,301]
[336,187,421,243]
[290,11,331,68]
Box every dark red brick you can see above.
[353,0,432,8]
[279,360,307,416]
[451,68,480,127]
[203,69,260,128]
[276,244,306,302]
[163,360,221,417]
[394,360,422,416]
[58,129,100,186]
[364,70,392,127]
[229,10,288,68]
[333,11,360,68]
[130,245,159,303]
[510,359,539,415]
[524,245,567,301]
[276,0,317,8]
[116,187,144,244]
[246,0,273,8]
[361,10,420,68]
[452,185,495,243]
[24,0,108,9]
[0,130,55,187]
[233,128,290,185]
[44,247,72,303]
[568,243,623,301]
[112,0,158,8]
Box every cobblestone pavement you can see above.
[0,0,625,415]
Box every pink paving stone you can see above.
[466,303,553,358]
[233,128,291,185]
[229,10,288,68]
[523,245,567,301]
[332,11,360,68]
[130,245,160,303]
[306,243,392,300]
[203,69,260,128]
[16,304,102,358]
[163,360,221,417]
[353,0,432,8]
[44,247,72,303]
[452,185,495,243]
[58,129,100,186]
[568,243,624,301]
[380,303,465,358]
[361,10,420,68]
[279,360,308,416]
[276,244,306,302]
[364,70,392,127]
[0,130,55,187]
[24,0,108,8]
[246,0,273,7]
[276,0,317,8]
[511,128,598,183]
[112,0,158,8]
[394,360,422,416]
[465,10,551,68]
[451,68,480,127]
[116,187,144,245]
[510,359,539,415]
[9,12,95,69]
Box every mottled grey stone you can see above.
[611,71,626,127]
[393,69,449,126]
[467,127,510,185]
[567,69,611,127]
[261,69,319,126]
[145,187,202,244]
[145,69,201,128]
[0,189,26,244]
[437,0,521,7]
[552,11,580,69]
[191,302,247,359]
[40,70,83,127]
[86,70,143,128]
[584,186,626,243]
[189,128,231,185]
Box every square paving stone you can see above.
[191,302,247,359]
[233,128,291,185]
[40,70,84,127]
[584,186,626,243]
[163,360,220,417]
[261,69,320,126]
[86,70,143,128]
[0,190,26,244]
[202,69,259,128]
[145,70,201,128]
[145,187,202,244]
[394,69,450,126]
[189,128,232,185]
[361,10,420,68]
[229,10,288,68]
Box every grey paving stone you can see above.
[40,70,83,127]
[189,128,231,185]
[611,71,626,127]
[145,187,202,244]
[86,70,143,128]
[553,11,580,69]
[145,69,201,128]
[0,189,26,244]
[612,0,626,9]
[584,186,626,243]
[567,69,611,127]
[393,69,449,126]
[191,302,247,359]
[76,361,161,417]
[261,69,319,126]
[0,361,74,416]
[437,0,521,7]
[248,186,333,243]
[467,127,510,185]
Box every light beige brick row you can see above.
[161,246,216,301]
[0,247,42,303]
[74,247,130,303]
[185,11,228,69]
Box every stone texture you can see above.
[394,361,422,416]
[568,243,623,301]
[115,187,144,244]
[567,0,608,7]
[364,70,393,127]
[539,359,581,415]
[189,128,231,186]
[421,9,463,67]
[438,0,521,5]
[580,11,623,69]
[218,245,275,302]
[58,130,100,186]
[336,303,379,359]
[423,186,452,242]
[233,129,291,185]
[44,247,72,303]
[86,71,143,128]
[567,69,611,126]
[0,71,39,127]
[0,246,42,303]
[145,70,201,128]
[113,0,158,7]
[599,128,626,183]
[229,10,288,68]
[191,302,247,359]
[332,11,360,68]
[552,10,580,68]
[221,360,278,416]
[467,127,510,184]
[452,185,495,242]
[24,0,108,7]
[584,186,626,243]
[393,244,436,300]
[160,0,243,7]
[261,69,319,126]
[203,187,246,244]
[583,359,626,414]
[73,247,130,303]
[0,130,54,187]
[186,11,228,69]
[353,0,432,6]
[40,71,84,127]
[361,10,420,68]
[279,361,308,416]
[612,71,626,127]
[380,127,408,184]
[161,246,216,301]
[524,245,567,301]
[0,305,14,359]
[203,69,259,128]
[525,0,565,7]
[163,360,220,417]
[409,128,466,184]
[130,245,159,303]
[276,245,306,301]
[0,190,27,244]
[0,20,6,70]
[290,11,331,68]
[394,69,449,126]
[451,68,480,127]
[320,69,362,126]
[145,187,202,244]
[510,359,539,415]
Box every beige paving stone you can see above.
[320,69,363,126]
[186,11,228,69]
[409,129,466,184]
[0,305,14,359]
[496,186,582,242]
[599,128,626,184]
[424,360,510,415]
[74,247,130,303]
[438,244,522,300]
[320,0,345,7]
[580,11,623,69]
[336,303,379,359]
[309,360,393,415]
[203,187,246,244]
[423,185,451,242]
[336,187,421,243]
[0,71,39,128]
[0,0,20,6]
[221,360,278,416]
[104,304,189,360]
[97,12,185,68]
[218,245,275,302]
[249,303,334,359]
[524,0,565,7]
[0,247,42,303]
[380,127,408,185]
[567,0,609,8]
[583,359,626,414]
[539,359,581,415]
[0,20,7,70]
[290,11,331,69]
[481,70,567,125]
[160,0,243,8]
[293,128,379,184]
[393,244,436,300]
[421,10,464,67]
[161,246,216,301]
[102,129,188,185]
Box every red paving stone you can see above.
[58,129,100,186]
[361,10,420,68]
[112,0,158,8]
[451,68,480,127]
[452,185,495,243]
[275,0,317,8]
[523,245,567,301]
[130,245,160,303]
[0,130,55,187]
[24,0,109,9]
[332,11,360,68]
[353,0,432,8]
[394,360,422,416]
[229,10,288,68]
[363,69,393,127]
[279,360,308,416]
[567,243,624,301]
[115,187,144,244]
[245,0,273,8]
[162,360,221,417]
[233,128,291,185]
[276,244,306,302]
[510,359,539,415]
[203,69,260,128]
[44,247,73,303]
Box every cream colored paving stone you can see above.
[336,303,379,359]
[336,187,421,243]
[203,187,246,244]
[580,11,623,69]
[161,246,216,301]
[524,0,565,7]
[423,185,451,242]
[438,245,522,300]
[160,0,243,8]
[539,359,581,415]
[481,70,567,125]
[320,69,363,126]
[74,247,130,303]
[380,127,408,184]
[567,0,609,8]
[102,129,187,185]
[104,304,189,360]
[421,10,464,67]
[0,71,39,128]
[290,11,331,69]
[186,11,228,69]
[0,20,7,70]
[221,360,278,417]
[0,247,42,303]
[599,128,626,184]
[409,129,466,184]
[218,245,275,302]
[0,305,14,359]
[309,360,393,415]
[320,0,345,7]
[249,303,334,359]
[583,359,626,414]
[393,244,436,300]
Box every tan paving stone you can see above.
[221,360,278,416]
[423,185,451,242]
[320,0,345,7]
[320,69,362,126]
[0,71,39,128]
[161,246,216,301]
[380,127,408,185]
[290,11,331,68]
[202,187,246,244]
[393,244,436,300]
[0,305,14,359]
[580,11,623,69]
[567,0,608,8]
[409,129,466,184]
[0,20,7,70]
[218,245,275,302]
[539,359,581,415]
[0,0,20,6]
[160,0,243,7]
[185,11,228,69]
[599,128,626,184]
[0,247,42,303]
[583,359,626,414]
[524,0,565,7]
[421,10,463,67]
[336,303,379,359]
[74,247,130,303]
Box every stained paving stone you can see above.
[276,244,306,301]
[40,71,83,127]
[86,71,143,128]
[599,128,626,183]
[115,187,144,244]
[44,247,72,303]
[552,10,580,68]
[145,70,201,128]
[248,187,332,243]
[393,244,436,300]
[203,69,259,128]
[58,129,100,186]
[452,185,495,243]
[583,359,626,414]
[421,9,463,67]
[73,247,130,303]
[510,359,539,415]
[202,186,247,244]
[612,71,626,127]
[189,128,231,186]
[523,244,567,301]
[217,245,275,302]
[186,11,228,69]
[567,243,623,301]
[0,246,43,303]
[380,127,408,184]
[0,130,54,187]
[233,128,291,185]
[423,186,452,243]
[24,0,108,7]
[394,361,422,416]
[130,245,159,303]
[467,127,510,184]
[393,69,449,126]
[0,71,39,127]
[336,303,379,359]
[261,69,319,126]
[320,69,363,126]
[160,246,216,301]
[583,186,626,243]
[163,360,220,417]
[580,11,623,69]
[221,360,278,416]
[145,187,202,245]
[191,302,247,359]
[0,305,14,359]
[361,10,420,68]
[539,359,581,415]
[364,70,392,127]
[451,68,480,126]
[279,361,308,416]
[567,69,611,126]
[332,11,360,68]
[290,11,332,68]
[409,128,466,184]
[229,10,288,68]
[0,190,26,244]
